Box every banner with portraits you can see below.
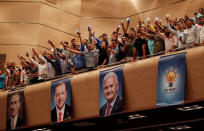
[99,66,124,117]
[50,77,72,123]
[157,52,187,106]
[6,90,25,130]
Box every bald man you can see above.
[100,72,122,117]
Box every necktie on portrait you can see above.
[58,111,62,122]
[105,103,111,116]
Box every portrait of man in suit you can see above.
[100,72,122,117]
[7,91,24,130]
[51,81,72,122]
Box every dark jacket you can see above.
[51,104,72,122]
[100,95,122,117]
[6,116,24,130]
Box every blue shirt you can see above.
[72,45,86,70]
[95,37,103,46]
[82,49,99,68]
[147,39,154,55]
[0,74,5,89]
[72,54,84,70]
[80,44,86,67]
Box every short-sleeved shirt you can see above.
[117,42,127,61]
[82,49,99,68]
[126,39,135,57]
[109,45,119,64]
[124,33,136,57]
[28,66,38,74]
[59,59,73,74]
[58,48,71,59]
[96,43,109,65]
[134,38,150,57]
[28,66,38,84]
[147,39,154,55]
[154,36,165,53]
[72,54,85,70]
[199,24,204,43]
[0,74,5,89]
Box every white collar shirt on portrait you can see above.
[11,114,18,129]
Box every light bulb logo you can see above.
[165,67,177,87]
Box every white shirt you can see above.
[157,32,178,52]
[198,24,204,43]
[109,45,119,64]
[20,69,28,84]
[11,114,18,129]
[29,56,47,80]
[183,25,200,45]
[39,55,55,79]
[167,23,185,48]
[105,95,118,115]
[56,105,65,121]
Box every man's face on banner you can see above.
[103,76,119,103]
[55,83,67,110]
[10,94,21,118]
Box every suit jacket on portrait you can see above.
[6,116,24,130]
[100,95,122,117]
[51,104,72,122]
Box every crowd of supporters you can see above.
[0,8,204,90]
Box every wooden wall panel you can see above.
[81,0,122,18]
[0,91,8,130]
[71,71,100,118]
[57,0,81,16]
[37,26,79,49]
[0,24,39,44]
[39,3,80,36]
[185,47,204,100]
[0,2,40,22]
[123,57,158,112]
[24,81,51,126]
[0,45,42,66]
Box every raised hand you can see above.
[121,19,124,25]
[165,14,170,22]
[32,48,35,52]
[26,52,29,57]
[48,40,55,48]
[60,41,63,45]
[117,25,120,32]
[76,29,81,36]
[88,25,91,32]
[127,17,130,24]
